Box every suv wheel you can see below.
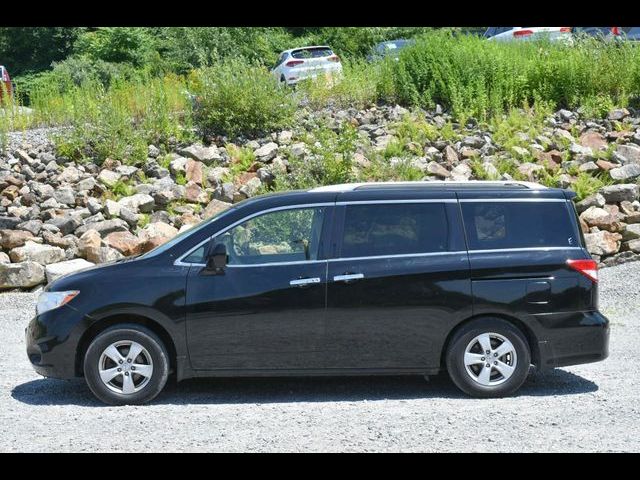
[446,318,531,398]
[83,324,169,405]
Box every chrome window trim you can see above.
[173,203,334,267]
[336,199,456,206]
[459,198,566,203]
[468,246,583,254]
[330,251,467,262]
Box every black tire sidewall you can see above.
[446,319,531,398]
[83,325,169,406]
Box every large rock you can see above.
[45,259,95,283]
[75,219,129,237]
[579,131,607,151]
[0,216,21,230]
[600,184,639,203]
[139,222,178,242]
[179,144,222,164]
[0,229,37,249]
[139,222,178,253]
[576,193,606,213]
[203,199,233,219]
[584,230,622,256]
[53,187,76,206]
[616,144,640,164]
[104,231,145,256]
[185,159,204,185]
[0,262,45,289]
[254,142,279,162]
[184,181,209,204]
[78,229,102,259]
[610,163,640,181]
[622,223,640,241]
[580,206,618,231]
[117,193,154,214]
[97,169,122,187]
[9,241,66,265]
[86,246,124,264]
[47,214,82,236]
[427,161,450,179]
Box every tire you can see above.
[446,318,531,398]
[83,324,169,406]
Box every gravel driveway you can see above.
[1,263,639,452]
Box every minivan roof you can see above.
[309,181,548,192]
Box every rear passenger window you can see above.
[462,202,577,250]
[340,203,449,258]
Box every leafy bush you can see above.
[191,59,296,139]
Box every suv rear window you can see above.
[291,48,333,59]
[461,201,578,250]
[340,203,449,258]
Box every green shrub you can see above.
[276,123,358,190]
[382,30,640,121]
[191,59,296,139]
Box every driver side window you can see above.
[216,207,326,266]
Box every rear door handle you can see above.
[333,273,364,282]
[290,277,321,287]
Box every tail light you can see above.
[611,27,621,35]
[567,259,598,283]
[513,29,534,37]
[327,55,340,62]
[285,60,304,67]
[560,27,572,33]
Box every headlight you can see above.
[36,291,80,315]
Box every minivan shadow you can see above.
[11,368,598,407]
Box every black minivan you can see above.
[26,181,609,405]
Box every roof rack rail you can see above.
[309,181,548,193]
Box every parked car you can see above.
[0,65,13,100]
[571,27,622,40]
[484,27,573,42]
[27,180,609,405]
[367,39,416,62]
[571,27,640,42]
[271,46,342,86]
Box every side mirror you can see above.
[206,243,228,272]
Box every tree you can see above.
[0,27,81,75]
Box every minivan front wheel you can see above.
[446,318,531,398]
[83,325,169,405]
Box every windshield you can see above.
[139,206,236,260]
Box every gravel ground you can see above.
[0,263,638,452]
[1,126,67,154]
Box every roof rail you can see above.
[309,181,548,193]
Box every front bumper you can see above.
[536,310,610,370]
[25,305,89,379]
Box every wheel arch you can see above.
[75,314,178,377]
[440,313,540,370]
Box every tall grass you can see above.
[382,31,640,121]
[32,74,192,164]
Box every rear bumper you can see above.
[536,310,609,370]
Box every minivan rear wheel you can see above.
[83,324,169,405]
[446,318,531,398]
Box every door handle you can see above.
[289,277,321,287]
[333,273,364,282]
